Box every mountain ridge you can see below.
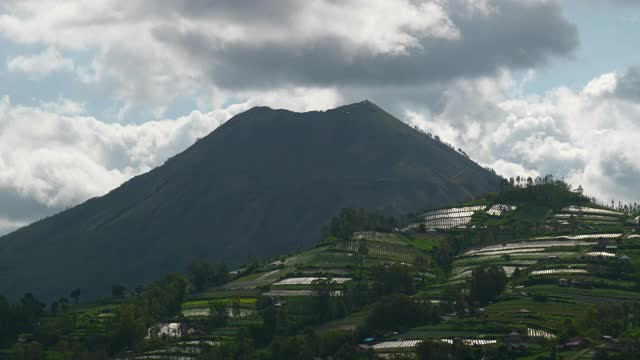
[0,101,502,300]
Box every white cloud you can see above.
[0,95,231,211]
[7,47,74,77]
[0,0,576,117]
[0,216,26,234]
[403,68,640,203]
[39,97,85,115]
[582,72,617,97]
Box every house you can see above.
[503,331,522,344]
[599,336,627,352]
[558,278,569,286]
[558,337,592,351]
[507,343,528,354]
[570,279,582,286]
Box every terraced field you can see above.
[14,188,639,360]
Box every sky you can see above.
[0,0,639,235]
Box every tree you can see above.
[107,304,147,354]
[70,288,81,305]
[470,266,507,305]
[112,284,126,299]
[188,260,229,292]
[49,301,59,315]
[357,240,369,277]
[365,294,438,332]
[311,278,336,322]
[231,296,241,319]
[372,264,415,297]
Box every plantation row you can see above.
[553,214,621,221]
[422,205,486,217]
[467,248,546,257]
[562,206,624,216]
[531,233,622,240]
[424,211,476,221]
[372,339,497,351]
[466,240,598,255]
[262,289,344,297]
[423,216,472,229]
[486,204,517,216]
[527,328,556,339]
[335,240,417,261]
[273,277,351,286]
[372,340,422,350]
[585,251,617,257]
[530,269,588,276]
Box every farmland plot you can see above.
[372,340,422,351]
[585,252,616,257]
[273,277,351,286]
[423,216,473,229]
[262,289,344,297]
[421,206,486,218]
[466,248,546,257]
[527,328,556,340]
[486,204,517,216]
[530,269,588,276]
[530,233,622,241]
[335,239,417,261]
[554,214,621,222]
[562,206,624,216]
[465,240,597,256]
[424,211,475,221]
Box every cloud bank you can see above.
[0,0,578,112]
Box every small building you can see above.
[503,331,522,344]
[599,336,626,352]
[570,279,583,287]
[507,343,528,354]
[558,278,569,286]
[620,255,631,261]
[558,337,592,351]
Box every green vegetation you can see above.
[4,180,640,359]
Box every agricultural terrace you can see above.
[562,206,625,216]
[9,182,640,360]
[486,204,517,216]
[273,277,351,286]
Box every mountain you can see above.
[0,101,502,300]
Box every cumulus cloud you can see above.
[0,95,229,234]
[38,97,85,115]
[7,47,74,77]
[0,0,578,114]
[613,66,640,101]
[402,66,640,204]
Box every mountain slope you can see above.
[0,101,502,300]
